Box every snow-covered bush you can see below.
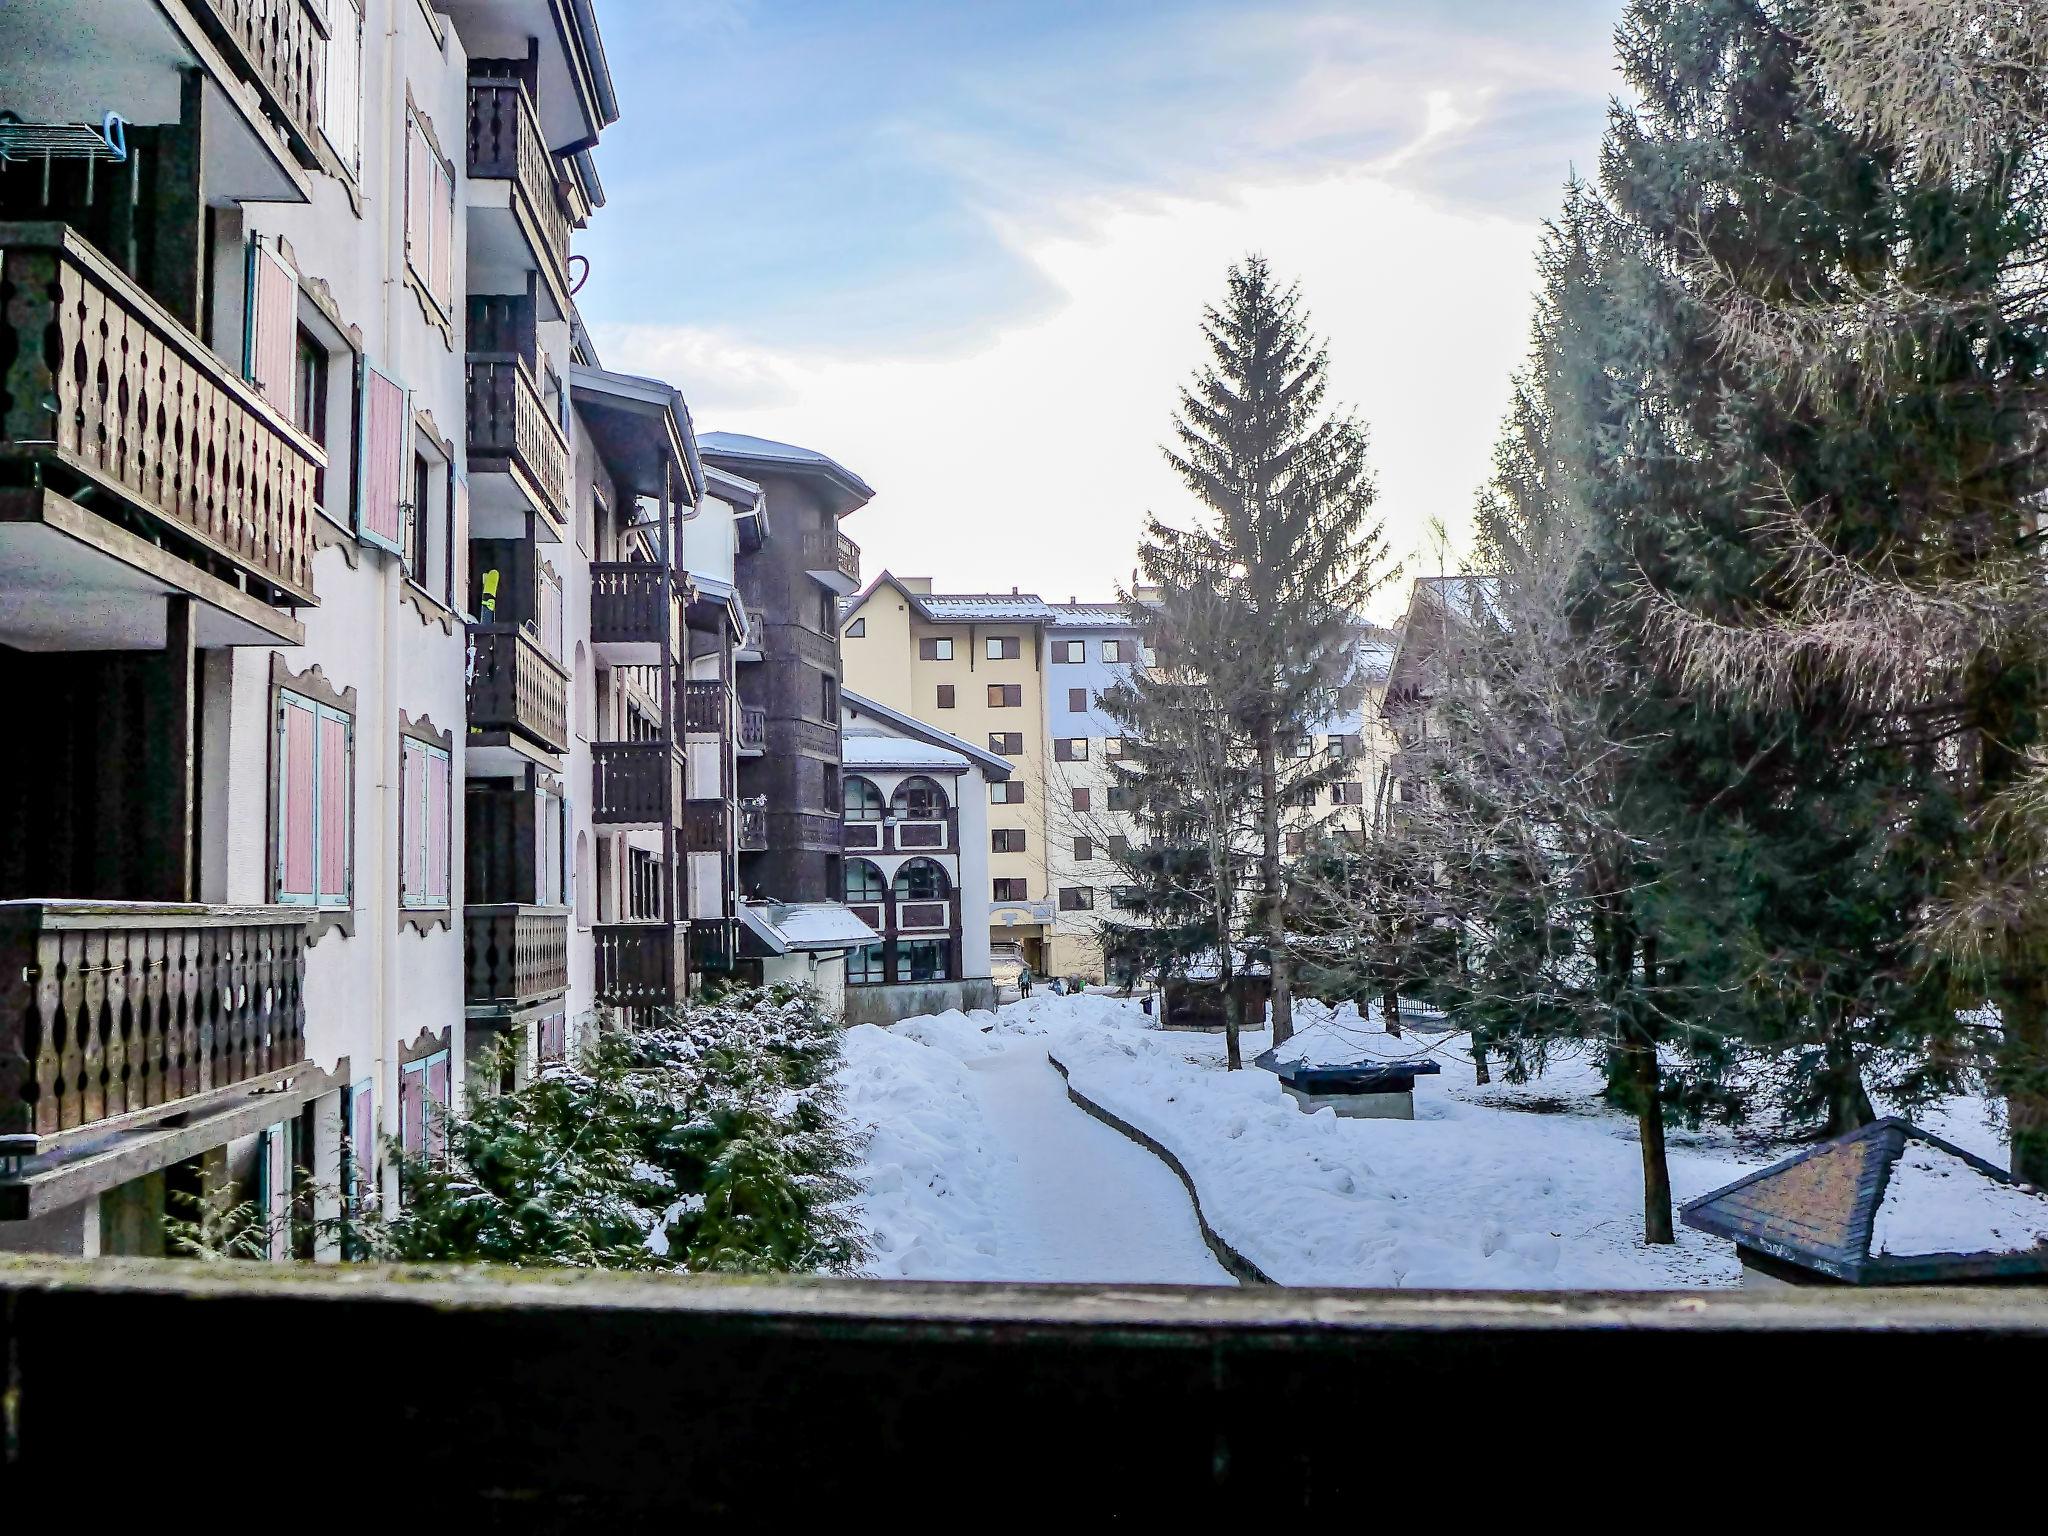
[372,985,866,1273]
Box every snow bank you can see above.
[1872,1140,2048,1258]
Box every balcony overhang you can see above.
[467,180,570,322]
[440,0,619,154]
[0,488,304,649]
[570,364,703,506]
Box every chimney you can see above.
[1136,584,1165,605]
[900,576,933,594]
[1011,585,1019,596]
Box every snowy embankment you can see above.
[839,992,2010,1289]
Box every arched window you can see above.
[843,775,885,821]
[891,775,947,820]
[845,859,886,903]
[892,858,949,902]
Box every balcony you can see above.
[681,680,730,736]
[802,527,862,596]
[682,799,728,855]
[465,80,572,319]
[690,920,737,975]
[593,921,683,1027]
[183,0,327,169]
[738,706,767,755]
[467,355,571,542]
[738,798,769,852]
[590,563,674,667]
[0,901,309,1162]
[463,904,569,1011]
[842,819,951,854]
[0,225,320,648]
[591,742,683,827]
[468,624,570,758]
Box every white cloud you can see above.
[598,162,1538,617]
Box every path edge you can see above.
[1046,1051,1276,1287]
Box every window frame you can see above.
[936,684,956,709]
[919,636,955,661]
[1054,737,1088,763]
[1058,886,1096,913]
[398,715,454,922]
[985,635,1020,661]
[1101,640,1124,663]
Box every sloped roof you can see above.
[1681,1118,2048,1284]
[698,431,874,513]
[841,735,970,772]
[841,688,1013,779]
[736,900,879,956]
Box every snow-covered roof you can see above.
[737,900,880,955]
[918,594,1058,622]
[841,735,970,772]
[698,431,874,510]
[1045,602,1141,630]
[840,688,1014,778]
[1681,1118,2048,1284]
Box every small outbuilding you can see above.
[1681,1117,2048,1287]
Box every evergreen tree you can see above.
[1158,256,1392,1044]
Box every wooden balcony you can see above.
[465,80,572,316]
[590,562,674,665]
[681,680,729,736]
[591,742,682,827]
[738,798,769,852]
[0,224,321,626]
[468,624,570,757]
[467,355,571,539]
[738,706,767,755]
[801,527,862,596]
[690,920,736,975]
[0,901,308,1158]
[463,904,569,1011]
[183,0,326,169]
[593,921,683,1026]
[682,799,728,854]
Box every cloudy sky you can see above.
[580,0,1627,615]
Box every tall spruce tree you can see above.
[1157,256,1391,1044]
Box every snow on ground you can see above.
[839,991,2013,1289]
[839,1008,1229,1284]
[1871,1139,2048,1258]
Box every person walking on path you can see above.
[1019,967,1034,998]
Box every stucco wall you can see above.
[843,978,999,1027]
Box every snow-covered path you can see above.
[966,1047,1229,1284]
[841,1011,1229,1284]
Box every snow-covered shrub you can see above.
[372,985,866,1273]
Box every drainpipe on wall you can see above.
[374,2,405,1209]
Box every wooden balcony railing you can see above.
[184,0,326,166]
[593,922,682,1026]
[467,355,570,530]
[466,81,571,296]
[681,680,728,736]
[468,624,570,755]
[738,706,767,753]
[682,799,728,854]
[801,527,861,589]
[590,563,672,649]
[591,742,680,826]
[0,901,308,1153]
[463,904,569,1010]
[690,920,736,975]
[0,224,321,606]
[738,799,769,852]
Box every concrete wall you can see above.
[844,978,1000,1027]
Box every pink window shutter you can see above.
[400,739,425,904]
[425,1053,451,1163]
[431,156,454,306]
[350,1079,376,1196]
[405,118,431,275]
[245,241,297,414]
[317,711,351,906]
[279,698,317,901]
[358,362,406,549]
[400,1065,424,1158]
[426,747,450,905]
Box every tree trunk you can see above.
[2004,961,2048,1184]
[1259,719,1293,1044]
[1382,981,1401,1038]
[1220,951,1242,1072]
[1819,1013,1876,1139]
[1634,1043,1675,1245]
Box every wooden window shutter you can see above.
[538,560,565,659]
[405,114,432,278]
[426,745,451,905]
[431,152,455,306]
[276,692,318,904]
[355,358,408,551]
[348,1078,375,1197]
[400,738,425,906]
[425,1052,451,1162]
[243,239,297,415]
[316,706,352,907]
[400,1061,424,1158]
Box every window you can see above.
[1071,787,1091,812]
[1332,781,1365,806]
[1073,836,1093,862]
[1107,787,1135,812]
[275,689,353,911]
[844,776,885,821]
[293,327,327,445]
[1053,640,1084,663]
[993,828,1027,854]
[993,878,1029,902]
[1331,733,1361,759]
[403,452,432,586]
[1101,640,1124,663]
[1054,738,1088,763]
[1058,887,1096,912]
[846,617,866,638]
[845,860,886,902]
[1293,786,1319,809]
[399,1049,451,1166]
[893,858,948,901]
[1104,737,1125,758]
[1067,688,1088,712]
[820,590,837,633]
[898,939,949,983]
[988,684,1022,708]
[992,780,1025,804]
[823,762,840,808]
[989,732,1023,756]
[323,0,364,177]
[1108,835,1131,857]
[891,776,946,820]
[1285,831,1305,856]
[986,636,1020,660]
[919,637,954,661]
[403,108,455,315]
[849,943,886,985]
[1292,736,1314,758]
[822,674,838,721]
[399,734,452,910]
[936,684,956,709]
